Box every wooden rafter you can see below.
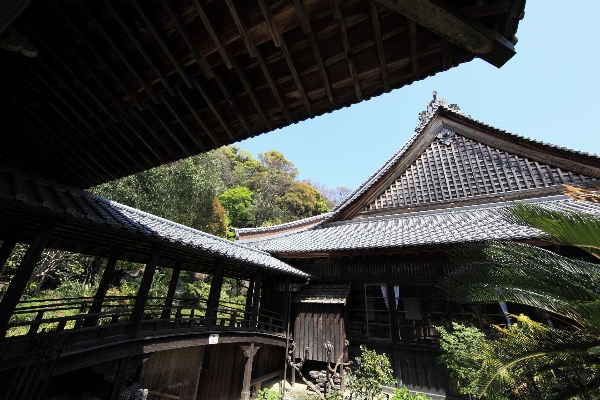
[103,0,176,97]
[161,94,207,152]
[258,0,313,118]
[291,0,335,107]
[442,40,453,70]
[76,0,159,104]
[131,0,193,89]
[231,58,273,131]
[52,0,144,111]
[329,0,363,102]
[406,18,419,79]
[459,0,512,19]
[192,0,233,69]
[224,0,292,124]
[369,2,389,92]
[175,85,221,147]
[369,0,516,68]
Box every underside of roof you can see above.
[0,0,524,188]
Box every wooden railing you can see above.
[0,296,286,372]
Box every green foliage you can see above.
[435,322,488,397]
[219,187,254,228]
[256,388,281,400]
[347,345,395,400]
[277,182,329,221]
[390,386,432,400]
[441,204,600,399]
[324,391,343,400]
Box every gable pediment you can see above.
[361,128,598,217]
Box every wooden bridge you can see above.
[1,295,289,399]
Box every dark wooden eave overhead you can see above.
[0,0,524,189]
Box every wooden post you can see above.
[161,262,182,320]
[106,356,130,400]
[282,277,290,328]
[87,247,120,327]
[244,279,254,327]
[240,343,260,400]
[387,282,401,343]
[129,243,161,338]
[0,220,54,337]
[0,232,19,270]
[251,269,262,331]
[205,260,223,329]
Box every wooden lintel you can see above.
[369,2,389,92]
[369,0,515,68]
[259,0,313,118]
[406,18,419,79]
[459,0,512,19]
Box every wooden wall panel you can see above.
[139,346,205,400]
[293,304,346,363]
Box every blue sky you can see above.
[238,1,600,191]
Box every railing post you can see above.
[87,247,121,327]
[205,259,223,330]
[160,262,182,320]
[129,243,161,338]
[0,219,54,337]
[251,269,262,331]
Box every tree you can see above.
[277,181,329,221]
[347,345,395,400]
[219,187,254,228]
[441,203,600,399]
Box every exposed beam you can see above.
[231,58,273,131]
[131,0,193,89]
[192,0,233,69]
[406,18,419,79]
[329,0,363,101]
[161,94,207,152]
[258,0,313,118]
[130,106,178,158]
[369,2,390,92]
[76,0,160,104]
[0,0,33,35]
[224,0,257,58]
[460,0,512,19]
[175,85,220,147]
[103,0,176,97]
[160,0,215,79]
[191,77,236,143]
[292,0,335,106]
[52,0,145,111]
[369,0,516,68]
[224,0,292,124]
[442,39,453,70]
[257,0,281,47]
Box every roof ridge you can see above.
[235,211,335,234]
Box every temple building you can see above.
[236,94,600,397]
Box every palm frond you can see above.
[505,203,600,260]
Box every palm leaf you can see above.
[505,203,600,260]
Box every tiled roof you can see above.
[248,197,600,254]
[0,166,308,278]
[366,131,596,212]
[292,283,351,305]
[235,212,334,236]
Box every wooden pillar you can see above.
[387,282,400,343]
[240,343,260,400]
[87,247,120,327]
[0,220,54,337]
[282,277,291,328]
[161,262,182,320]
[205,260,223,330]
[0,232,19,270]
[129,243,161,338]
[106,356,130,400]
[251,269,263,330]
[244,279,254,326]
